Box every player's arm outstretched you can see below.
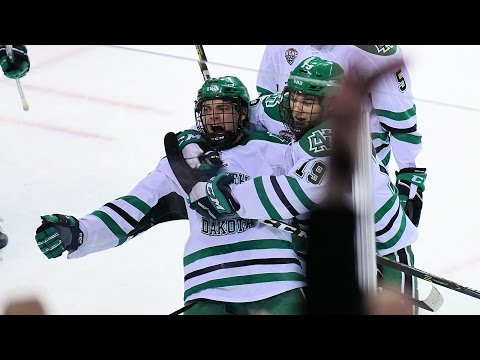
[34,159,186,259]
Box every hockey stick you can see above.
[5,45,29,111]
[194,45,211,81]
[268,214,476,303]
[376,255,480,300]
[277,219,442,312]
[169,300,199,315]
[256,216,472,299]
[260,217,479,304]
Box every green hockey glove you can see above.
[395,167,427,227]
[0,45,30,79]
[188,173,240,219]
[35,214,83,259]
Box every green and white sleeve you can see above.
[68,159,185,258]
[231,157,330,221]
[366,48,422,169]
[372,160,419,255]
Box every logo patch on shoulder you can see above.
[375,45,395,54]
[308,129,332,153]
[355,45,397,56]
[285,48,298,65]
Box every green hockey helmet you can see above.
[280,56,344,139]
[195,76,250,149]
[287,56,344,96]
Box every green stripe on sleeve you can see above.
[91,210,128,245]
[374,193,398,223]
[371,132,389,141]
[254,177,282,220]
[286,177,317,210]
[375,104,416,121]
[392,132,422,144]
[117,195,150,215]
[376,211,407,251]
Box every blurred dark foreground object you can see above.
[305,59,405,315]
[306,205,365,314]
[4,297,46,315]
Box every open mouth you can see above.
[211,125,225,132]
[293,116,306,124]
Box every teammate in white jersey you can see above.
[34,76,307,315]
[0,45,30,250]
[187,57,420,312]
[257,45,426,230]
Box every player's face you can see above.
[201,99,244,133]
[289,92,324,130]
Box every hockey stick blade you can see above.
[381,284,443,313]
[164,132,215,193]
[411,284,444,312]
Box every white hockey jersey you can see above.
[256,45,422,170]
[231,96,419,256]
[68,131,306,303]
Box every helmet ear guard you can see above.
[195,76,250,149]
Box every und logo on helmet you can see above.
[285,48,298,65]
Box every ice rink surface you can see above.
[1,45,479,314]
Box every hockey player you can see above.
[185,57,420,313]
[0,45,30,249]
[257,47,426,312]
[256,45,426,229]
[34,76,307,315]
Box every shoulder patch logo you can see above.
[308,129,333,153]
[355,45,397,56]
[285,48,299,65]
[375,45,395,54]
